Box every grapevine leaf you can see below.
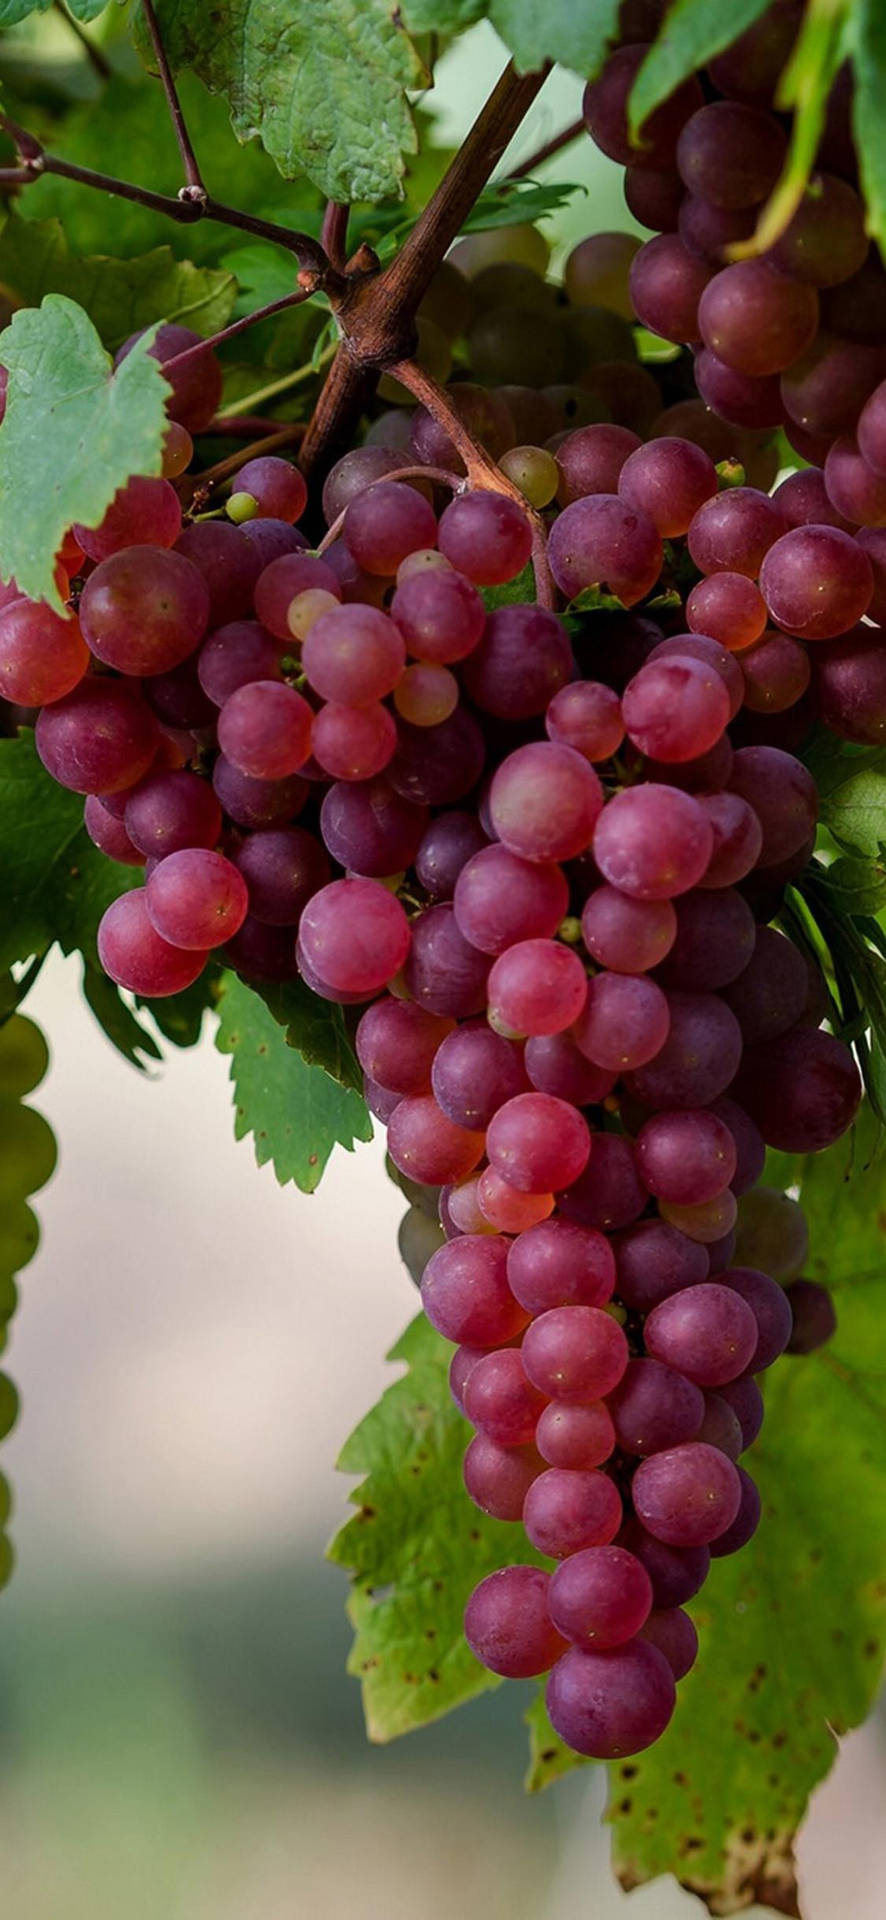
[81,963,163,1072]
[0,214,238,350]
[399,0,485,31]
[251,978,363,1093]
[805,742,886,857]
[136,968,221,1050]
[814,853,886,917]
[488,0,621,80]
[732,0,851,259]
[65,0,111,17]
[0,733,137,972]
[0,295,169,609]
[328,1312,547,1741]
[145,0,428,202]
[0,0,51,23]
[214,971,372,1193]
[461,178,586,232]
[526,1109,886,1918]
[628,0,772,132]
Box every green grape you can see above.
[564,232,641,319]
[471,263,559,316]
[499,444,560,508]
[0,1202,39,1274]
[0,1470,11,1529]
[542,384,611,430]
[0,1100,58,1202]
[0,1534,14,1592]
[561,305,638,376]
[398,1205,446,1287]
[0,1372,19,1441]
[418,260,475,339]
[0,1014,49,1098]
[449,222,551,280]
[378,317,453,404]
[384,1154,442,1220]
[467,307,566,388]
[0,1276,19,1324]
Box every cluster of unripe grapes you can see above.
[0,0,870,1754]
[0,1012,56,1591]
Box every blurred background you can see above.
[1,15,886,1919]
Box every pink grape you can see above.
[98,889,208,996]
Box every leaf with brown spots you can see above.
[526,1108,886,1917]
[329,1312,548,1741]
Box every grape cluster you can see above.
[0,151,857,1761]
[0,1011,56,1590]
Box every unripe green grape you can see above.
[449,223,551,280]
[468,307,566,388]
[287,588,340,641]
[0,1371,19,1441]
[419,260,475,339]
[564,232,641,319]
[0,1015,49,1097]
[0,1100,57,1201]
[0,1534,14,1591]
[226,490,260,524]
[378,317,453,404]
[471,263,559,316]
[561,305,637,376]
[0,1276,19,1324]
[542,384,611,430]
[398,1205,446,1286]
[499,444,559,508]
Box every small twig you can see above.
[385,358,555,609]
[160,290,315,374]
[192,423,306,490]
[321,201,350,273]
[214,341,339,421]
[140,0,206,202]
[199,415,290,437]
[0,112,337,281]
[509,115,585,179]
[52,0,112,80]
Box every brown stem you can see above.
[386,359,555,610]
[321,201,350,273]
[200,415,293,437]
[300,60,549,478]
[140,0,206,200]
[509,115,585,179]
[53,0,112,80]
[191,422,305,491]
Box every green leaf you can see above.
[148,0,428,202]
[0,733,137,972]
[137,970,220,1050]
[0,294,169,608]
[815,854,886,918]
[0,213,237,350]
[461,177,586,233]
[81,963,163,1071]
[809,746,886,857]
[629,0,771,131]
[488,0,620,80]
[734,0,851,258]
[481,561,536,613]
[851,0,886,260]
[214,971,372,1193]
[598,1106,886,1915]
[66,0,110,18]
[328,1312,547,1741]
[0,0,51,23]
[252,978,363,1092]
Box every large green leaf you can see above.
[214,971,372,1194]
[0,733,137,971]
[0,214,237,350]
[0,294,168,608]
[328,1311,547,1741]
[147,0,428,202]
[628,0,772,130]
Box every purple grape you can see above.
[678,194,757,263]
[404,903,490,1018]
[487,938,589,1039]
[582,43,702,169]
[431,1024,527,1129]
[688,487,787,579]
[548,1545,653,1649]
[628,233,712,342]
[239,518,309,569]
[545,1639,675,1758]
[573,971,670,1071]
[618,1519,711,1607]
[547,494,663,606]
[708,1465,761,1557]
[676,101,787,208]
[233,456,307,525]
[785,1279,838,1354]
[465,1567,567,1678]
[252,553,342,639]
[632,1441,742,1545]
[524,1031,615,1106]
[343,481,437,577]
[622,655,730,763]
[231,826,330,925]
[486,1092,591,1194]
[559,1132,648,1232]
[612,1219,709,1313]
[390,566,487,665]
[698,261,818,377]
[217,680,313,780]
[124,768,222,857]
[454,844,569,956]
[686,570,768,651]
[98,889,208,996]
[709,1096,766,1197]
[213,756,308,831]
[36,678,158,795]
[420,1235,528,1346]
[694,349,784,430]
[461,603,573,719]
[222,915,299,982]
[414,811,488,899]
[609,1358,704,1457]
[175,520,262,624]
[197,620,283,705]
[74,474,182,562]
[299,877,411,997]
[388,1094,485,1187]
[507,1217,615,1314]
[728,745,818,866]
[555,423,641,504]
[387,706,486,806]
[625,991,742,1110]
[463,1434,543,1521]
[593,785,713,900]
[356,998,453,1096]
[721,1267,793,1370]
[581,886,676,973]
[656,889,756,992]
[696,1393,744,1461]
[736,1027,862,1153]
[83,795,143,866]
[145,848,249,949]
[536,1399,616,1470]
[319,778,427,877]
[524,1467,623,1560]
[718,1374,764,1450]
[759,525,873,640]
[116,322,222,432]
[638,1606,698,1679]
[617,435,716,536]
[463,1348,547,1447]
[636,1109,737,1206]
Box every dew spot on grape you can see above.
[621,1764,638,1781]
